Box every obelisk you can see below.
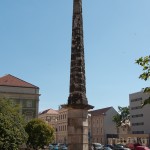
[62,0,94,150]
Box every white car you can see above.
[91,143,103,150]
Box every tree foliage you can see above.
[25,118,54,149]
[0,98,28,150]
[113,106,130,128]
[112,113,122,127]
[136,55,150,106]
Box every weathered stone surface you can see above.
[67,109,89,150]
[68,0,88,106]
[67,108,88,117]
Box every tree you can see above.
[135,55,150,106]
[25,118,54,150]
[113,106,130,133]
[0,98,28,150]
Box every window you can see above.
[132,122,144,126]
[131,97,142,102]
[26,100,32,107]
[131,106,142,110]
[101,128,103,134]
[132,131,144,134]
[25,111,33,122]
[132,114,143,118]
[64,125,66,131]
[46,116,51,122]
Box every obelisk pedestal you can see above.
[67,108,89,150]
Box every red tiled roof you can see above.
[0,74,39,88]
[89,107,112,116]
[40,109,58,115]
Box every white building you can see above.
[129,91,150,134]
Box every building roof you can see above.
[39,109,58,115]
[0,74,39,88]
[89,107,112,116]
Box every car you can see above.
[91,143,103,150]
[49,144,54,150]
[113,144,124,150]
[104,144,114,149]
[50,144,59,150]
[135,146,150,150]
[126,143,134,150]
[103,146,113,150]
[113,144,130,150]
[59,145,68,150]
[53,145,59,150]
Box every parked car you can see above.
[126,143,134,150]
[104,144,114,149]
[49,144,59,150]
[49,144,54,150]
[113,144,130,150]
[135,146,150,150]
[59,144,68,150]
[103,146,112,150]
[113,144,124,149]
[91,143,103,150]
[53,144,59,150]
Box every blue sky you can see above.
[0,0,150,112]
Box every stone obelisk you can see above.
[62,0,94,150]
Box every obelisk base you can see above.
[67,108,89,150]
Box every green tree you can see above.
[136,55,150,106]
[25,118,54,150]
[113,106,130,133]
[0,98,28,150]
[113,113,122,128]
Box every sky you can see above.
[0,0,150,112]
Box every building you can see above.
[38,108,68,144]
[89,107,118,145]
[39,106,131,145]
[129,90,150,134]
[38,108,59,143]
[57,108,68,144]
[38,108,58,128]
[0,74,40,121]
